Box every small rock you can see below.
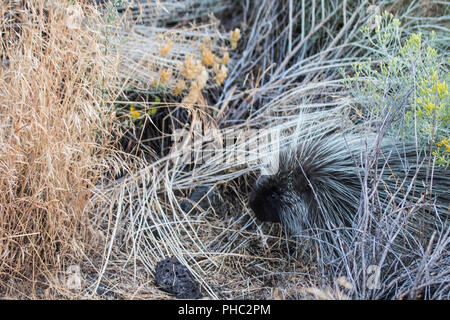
[155,257,202,299]
[180,186,219,213]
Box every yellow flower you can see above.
[193,65,208,89]
[182,85,201,106]
[129,106,140,120]
[411,33,421,44]
[229,28,241,50]
[173,79,185,96]
[159,68,172,83]
[417,108,424,117]
[424,101,436,114]
[221,48,230,65]
[402,33,422,55]
[431,70,438,83]
[160,39,173,57]
[214,64,228,85]
[437,137,449,152]
[201,45,216,66]
[433,80,448,99]
[182,55,201,79]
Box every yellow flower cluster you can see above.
[194,66,208,89]
[181,86,201,106]
[180,55,208,105]
[409,33,421,45]
[221,48,230,65]
[181,54,202,80]
[416,70,448,115]
[414,68,449,166]
[129,106,140,120]
[159,68,172,83]
[150,29,241,106]
[432,80,448,100]
[173,79,185,96]
[436,137,450,153]
[417,97,436,117]
[175,40,234,105]
[160,39,173,57]
[401,32,422,56]
[229,28,241,50]
[214,64,228,85]
[201,44,216,66]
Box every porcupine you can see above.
[249,129,450,240]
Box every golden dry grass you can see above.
[0,0,120,297]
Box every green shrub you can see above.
[343,11,449,167]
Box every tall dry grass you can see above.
[0,0,119,297]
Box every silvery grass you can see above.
[286,120,450,299]
[116,0,228,26]
[93,0,449,298]
[218,0,449,122]
[250,101,449,299]
[98,0,230,91]
[92,107,349,298]
[112,22,224,90]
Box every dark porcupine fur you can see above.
[249,132,450,241]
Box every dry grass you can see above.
[97,0,448,300]
[1,0,449,300]
[112,18,232,100]
[117,0,228,26]
[0,0,120,298]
